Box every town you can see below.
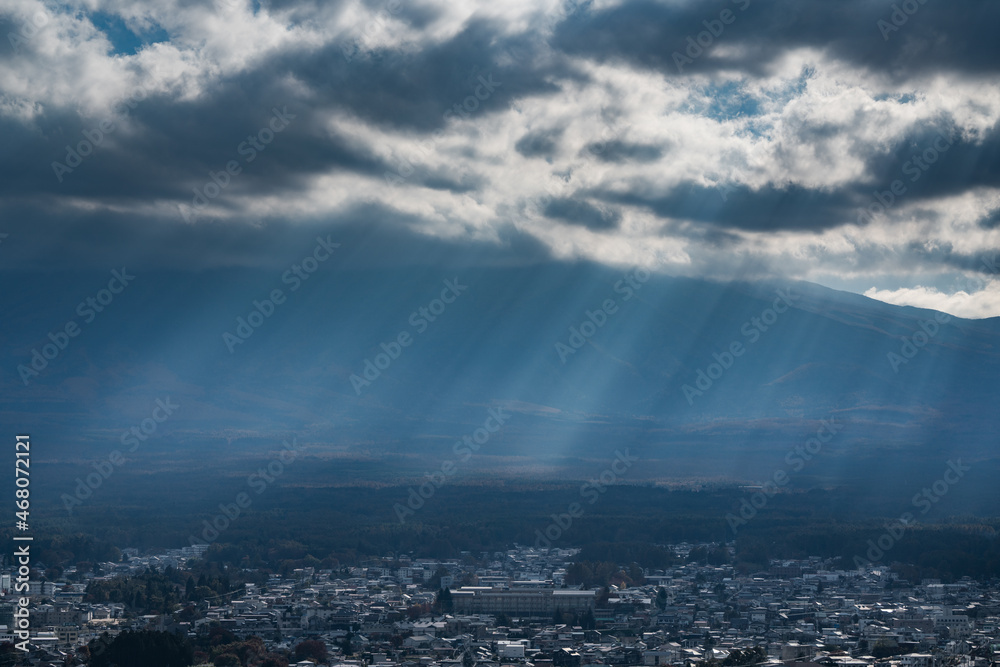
[2,543,997,667]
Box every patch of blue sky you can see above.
[88,11,169,56]
[701,81,762,121]
[873,92,917,104]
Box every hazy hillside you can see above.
[4,240,999,511]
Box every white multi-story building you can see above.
[451,587,595,617]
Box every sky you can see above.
[3,0,1000,317]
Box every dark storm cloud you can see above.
[836,243,1000,284]
[543,197,621,230]
[585,118,1000,233]
[0,96,383,204]
[664,222,741,248]
[0,14,586,220]
[857,122,1000,200]
[354,0,443,30]
[420,172,484,193]
[1,0,998,299]
[303,19,578,132]
[515,128,563,159]
[551,0,1000,79]
[0,56,517,209]
[0,200,555,273]
[977,208,1000,230]
[596,182,857,232]
[584,139,664,163]
[822,242,993,278]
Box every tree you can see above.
[656,587,668,610]
[193,585,216,601]
[211,637,266,665]
[85,571,187,614]
[407,603,431,619]
[177,605,201,622]
[872,640,901,659]
[293,639,328,663]
[208,625,237,647]
[0,643,18,667]
[434,587,453,613]
[427,567,449,591]
[88,630,193,667]
[713,582,726,600]
[213,654,240,667]
[722,646,765,666]
[339,631,355,656]
[627,563,646,585]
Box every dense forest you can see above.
[15,484,1000,584]
[82,628,315,667]
[84,567,236,614]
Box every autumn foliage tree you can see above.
[88,630,193,667]
[293,639,328,664]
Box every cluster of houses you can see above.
[2,544,999,667]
